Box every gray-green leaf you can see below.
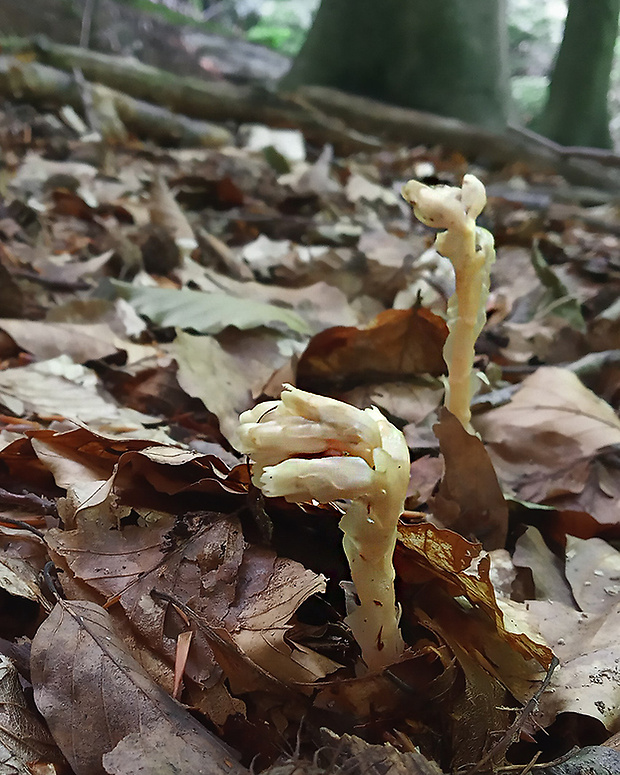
[102,280,311,335]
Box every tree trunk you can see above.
[533,0,620,149]
[281,0,510,132]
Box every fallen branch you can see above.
[0,36,379,151]
[299,86,620,191]
[0,55,233,147]
[2,36,620,190]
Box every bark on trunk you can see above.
[533,0,620,149]
[282,0,510,132]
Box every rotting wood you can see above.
[2,36,620,190]
[0,55,233,147]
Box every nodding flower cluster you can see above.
[236,385,409,671]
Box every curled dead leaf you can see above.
[297,307,447,392]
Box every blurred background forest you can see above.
[2,0,620,153]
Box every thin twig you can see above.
[465,657,559,775]
[0,514,45,539]
[79,0,97,49]
[0,487,57,516]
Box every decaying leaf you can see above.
[0,356,151,429]
[45,513,338,694]
[297,307,447,392]
[0,320,121,363]
[513,526,575,607]
[396,521,552,672]
[474,367,620,525]
[0,655,63,774]
[492,531,620,732]
[31,600,247,775]
[431,408,508,550]
[475,366,620,479]
[1,425,247,525]
[173,330,252,440]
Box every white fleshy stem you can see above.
[402,174,496,432]
[235,385,410,671]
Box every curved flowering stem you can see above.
[402,174,495,432]
[236,385,409,671]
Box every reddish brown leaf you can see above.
[297,307,447,392]
[431,408,508,550]
[396,521,553,669]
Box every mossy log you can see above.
[0,55,233,147]
[2,36,620,191]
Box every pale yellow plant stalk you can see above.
[402,174,495,431]
[236,385,410,671]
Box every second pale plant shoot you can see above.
[236,386,409,671]
[402,174,496,431]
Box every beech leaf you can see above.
[31,599,247,775]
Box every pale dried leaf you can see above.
[0,554,46,605]
[513,527,574,606]
[173,331,252,441]
[565,535,620,614]
[527,599,620,731]
[474,367,620,485]
[0,320,120,363]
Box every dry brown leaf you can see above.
[343,380,443,426]
[431,408,509,550]
[31,599,247,775]
[564,535,620,614]
[12,426,247,525]
[414,599,509,771]
[0,320,121,363]
[0,655,64,774]
[0,357,143,428]
[297,307,447,392]
[356,229,424,305]
[173,331,253,441]
[45,512,338,715]
[396,521,552,670]
[490,533,620,732]
[102,721,240,775]
[0,553,47,607]
[526,598,620,732]
[513,526,575,606]
[474,366,620,482]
